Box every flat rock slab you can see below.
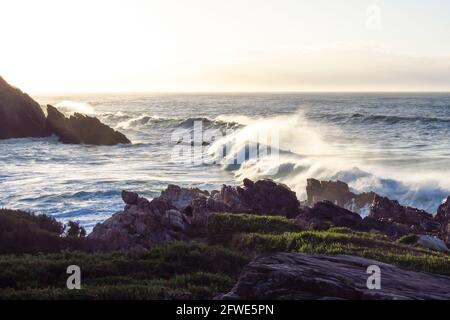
[220,253,450,300]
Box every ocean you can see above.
[1,93,450,230]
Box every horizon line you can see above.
[32,90,450,96]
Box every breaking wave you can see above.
[210,112,450,214]
[116,114,242,131]
[54,101,97,115]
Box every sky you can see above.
[1,0,450,93]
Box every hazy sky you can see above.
[1,0,450,93]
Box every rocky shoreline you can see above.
[1,177,449,300]
[88,178,450,253]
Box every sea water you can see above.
[1,93,449,230]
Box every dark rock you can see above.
[89,179,302,250]
[243,178,254,188]
[238,179,301,218]
[0,76,50,139]
[160,185,211,227]
[369,195,439,235]
[359,217,410,238]
[88,193,188,251]
[219,252,450,300]
[121,190,139,205]
[46,105,131,145]
[436,196,450,245]
[306,178,376,214]
[296,201,362,229]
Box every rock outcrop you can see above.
[0,76,131,145]
[89,179,301,250]
[306,179,376,214]
[88,190,192,251]
[436,196,450,245]
[220,253,450,300]
[304,179,448,241]
[0,76,50,139]
[213,179,301,218]
[296,201,362,230]
[359,216,411,238]
[46,105,131,145]
[369,195,440,235]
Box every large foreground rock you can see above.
[46,105,130,145]
[220,253,450,300]
[0,76,50,139]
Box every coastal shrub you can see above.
[0,272,234,300]
[66,221,87,238]
[0,209,88,254]
[208,212,302,243]
[233,231,450,275]
[0,242,249,299]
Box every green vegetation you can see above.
[397,234,419,245]
[0,209,87,254]
[208,212,302,243]
[232,230,450,275]
[1,211,448,299]
[0,242,249,300]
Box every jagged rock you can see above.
[306,179,376,214]
[436,196,450,245]
[219,253,450,300]
[46,105,131,145]
[88,193,189,251]
[122,190,139,205]
[296,201,362,229]
[211,185,251,214]
[160,185,209,210]
[417,235,448,252]
[237,179,300,218]
[369,195,440,235]
[359,217,410,238]
[89,179,302,250]
[0,76,50,139]
[160,185,211,227]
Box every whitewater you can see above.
[1,93,449,230]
